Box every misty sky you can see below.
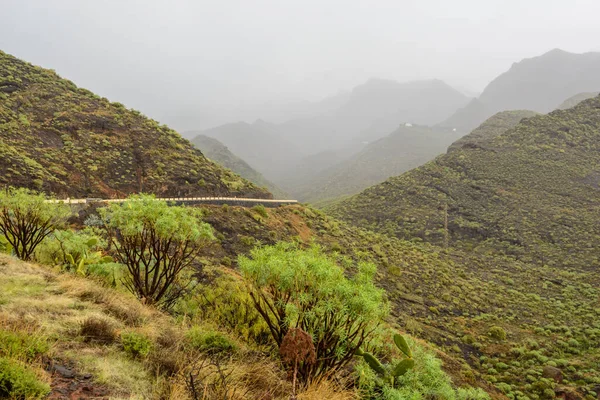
[2,0,600,130]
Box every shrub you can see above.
[182,271,271,345]
[99,195,214,309]
[35,229,109,275]
[0,329,49,362]
[252,204,268,219]
[488,326,507,341]
[121,332,152,358]
[357,337,490,400]
[80,317,116,343]
[0,357,50,399]
[186,328,238,355]
[0,188,70,260]
[240,242,389,384]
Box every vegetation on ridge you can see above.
[0,50,269,198]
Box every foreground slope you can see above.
[196,205,600,398]
[191,134,289,198]
[441,49,600,131]
[0,50,268,199]
[329,95,600,271]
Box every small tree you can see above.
[99,195,214,308]
[0,188,70,260]
[239,242,389,384]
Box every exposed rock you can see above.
[554,386,583,400]
[542,365,563,382]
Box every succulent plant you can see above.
[356,333,415,387]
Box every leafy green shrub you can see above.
[252,204,268,219]
[35,229,110,275]
[181,271,271,345]
[357,337,489,400]
[0,188,70,260]
[99,195,214,308]
[240,242,389,383]
[355,333,415,388]
[186,328,238,355]
[121,332,152,358]
[0,330,49,361]
[0,357,50,399]
[488,326,507,341]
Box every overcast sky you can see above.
[2,0,600,130]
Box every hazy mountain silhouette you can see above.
[441,49,600,131]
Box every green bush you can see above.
[252,204,268,219]
[35,229,109,275]
[0,330,49,362]
[357,337,490,400]
[0,188,71,260]
[0,357,50,399]
[180,272,270,345]
[240,242,389,383]
[186,328,238,355]
[121,332,152,358]
[488,326,507,341]
[99,195,214,309]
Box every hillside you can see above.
[329,95,600,272]
[279,78,471,155]
[191,134,289,198]
[0,50,269,199]
[187,120,302,182]
[297,125,464,204]
[447,110,539,152]
[557,92,599,110]
[441,49,600,132]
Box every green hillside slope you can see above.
[448,110,539,152]
[0,50,269,199]
[329,95,600,271]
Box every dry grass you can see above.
[297,380,359,400]
[0,254,360,400]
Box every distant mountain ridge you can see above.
[278,78,471,155]
[441,49,600,131]
[296,124,464,204]
[0,50,270,199]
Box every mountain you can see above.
[557,91,599,110]
[187,120,303,182]
[441,49,600,131]
[297,124,464,204]
[329,95,600,271]
[279,78,471,155]
[447,110,539,152]
[191,134,289,198]
[0,50,269,199]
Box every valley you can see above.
[1,24,600,400]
